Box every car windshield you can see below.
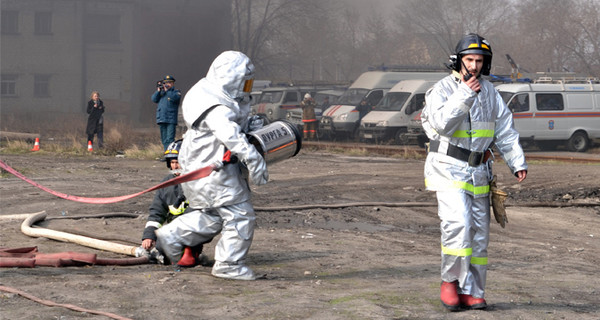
[375,92,411,111]
[337,88,369,105]
[314,93,340,106]
[499,91,514,105]
[258,91,283,103]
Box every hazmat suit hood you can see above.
[183,51,255,129]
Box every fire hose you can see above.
[21,211,140,256]
[0,285,133,320]
[0,211,149,268]
[0,159,218,204]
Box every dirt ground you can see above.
[0,149,599,320]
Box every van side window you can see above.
[283,92,298,103]
[508,93,529,113]
[536,93,564,111]
[405,93,426,115]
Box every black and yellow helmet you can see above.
[451,33,493,75]
[164,139,182,169]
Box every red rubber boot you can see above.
[459,294,487,309]
[176,247,197,267]
[440,281,460,311]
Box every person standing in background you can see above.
[152,75,182,151]
[301,93,317,140]
[86,91,104,149]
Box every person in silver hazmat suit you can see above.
[421,34,528,310]
[156,51,268,280]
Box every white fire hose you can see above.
[20,211,143,257]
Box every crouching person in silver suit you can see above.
[156,51,268,280]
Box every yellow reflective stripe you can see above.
[442,245,488,265]
[471,256,488,265]
[168,202,187,216]
[468,43,489,50]
[441,244,472,257]
[452,129,495,138]
[425,178,490,195]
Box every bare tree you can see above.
[394,0,513,56]
[560,0,600,77]
[391,0,514,70]
[231,0,598,82]
[231,0,324,79]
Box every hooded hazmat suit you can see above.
[156,51,268,280]
[422,71,527,299]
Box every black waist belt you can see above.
[429,140,488,166]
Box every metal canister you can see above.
[247,120,302,165]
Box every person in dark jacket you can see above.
[141,139,207,267]
[356,98,372,121]
[152,75,182,151]
[86,91,104,149]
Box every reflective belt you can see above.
[442,245,488,265]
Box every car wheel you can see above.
[567,131,589,152]
[394,128,409,145]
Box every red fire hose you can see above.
[0,159,217,204]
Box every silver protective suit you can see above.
[422,71,527,298]
[156,51,268,280]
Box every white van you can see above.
[497,78,600,152]
[319,71,447,140]
[251,86,316,123]
[359,79,437,144]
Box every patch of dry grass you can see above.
[1,117,163,159]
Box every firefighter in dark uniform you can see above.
[140,139,207,266]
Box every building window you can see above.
[1,10,19,34]
[85,14,121,43]
[34,74,51,97]
[35,12,52,35]
[1,74,18,97]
